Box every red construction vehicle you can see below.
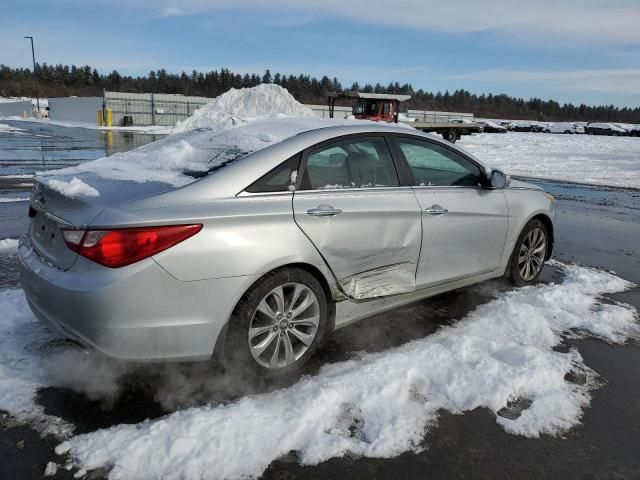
[327,91,482,143]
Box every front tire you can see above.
[226,267,328,377]
[508,219,549,286]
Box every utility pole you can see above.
[24,36,41,115]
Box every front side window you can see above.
[300,137,399,190]
[396,138,484,187]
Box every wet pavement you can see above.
[0,123,639,479]
[0,119,161,177]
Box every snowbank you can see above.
[54,263,638,479]
[459,132,640,189]
[174,84,315,132]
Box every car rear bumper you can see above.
[18,237,257,362]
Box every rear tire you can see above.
[225,267,329,378]
[508,219,549,286]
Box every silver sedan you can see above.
[19,121,555,376]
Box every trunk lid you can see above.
[28,173,174,270]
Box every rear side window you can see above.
[395,138,483,187]
[299,137,399,190]
[245,154,300,193]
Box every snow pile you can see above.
[459,132,640,189]
[0,238,19,250]
[174,84,315,132]
[55,263,638,479]
[47,177,100,198]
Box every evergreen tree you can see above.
[0,63,638,122]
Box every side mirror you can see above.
[489,170,510,189]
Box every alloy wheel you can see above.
[518,227,546,281]
[248,282,320,369]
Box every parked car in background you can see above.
[19,119,555,376]
[585,123,628,136]
[536,122,551,133]
[513,121,548,133]
[549,122,584,134]
[628,125,640,137]
[477,120,507,133]
[612,123,634,135]
[512,121,534,132]
[499,121,515,131]
[574,122,588,133]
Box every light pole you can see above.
[24,36,41,114]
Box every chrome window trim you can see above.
[236,190,293,198]
[410,185,485,191]
[238,185,416,197]
[293,185,416,195]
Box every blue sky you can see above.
[2,0,640,107]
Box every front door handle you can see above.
[307,205,343,217]
[424,205,448,215]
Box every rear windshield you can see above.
[181,144,250,179]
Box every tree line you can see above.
[1,63,639,123]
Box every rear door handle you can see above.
[307,205,343,217]
[424,205,448,215]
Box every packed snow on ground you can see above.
[0,289,73,437]
[459,132,640,189]
[46,177,100,198]
[0,96,48,108]
[0,238,19,250]
[38,85,371,189]
[0,123,25,133]
[49,262,638,480]
[0,196,29,203]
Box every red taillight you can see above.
[62,224,202,268]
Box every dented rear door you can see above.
[293,187,422,299]
[292,134,422,299]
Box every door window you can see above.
[396,138,484,187]
[300,137,399,190]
